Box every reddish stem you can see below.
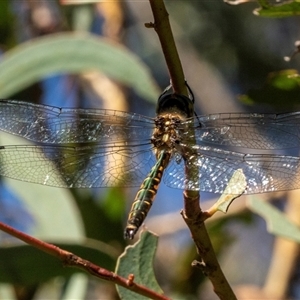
[0,221,170,300]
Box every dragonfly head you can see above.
[157,92,194,118]
[157,83,195,118]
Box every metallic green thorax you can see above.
[124,90,194,239]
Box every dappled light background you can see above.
[0,0,300,299]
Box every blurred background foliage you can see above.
[0,0,300,299]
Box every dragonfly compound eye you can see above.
[156,93,194,118]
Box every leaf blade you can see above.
[115,231,163,299]
[0,32,160,103]
[248,197,300,242]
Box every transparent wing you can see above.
[0,143,155,188]
[0,100,154,144]
[191,112,300,149]
[4,100,300,149]
[165,146,300,194]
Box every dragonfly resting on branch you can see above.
[0,85,299,238]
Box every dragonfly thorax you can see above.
[151,113,185,158]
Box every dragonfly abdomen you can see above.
[124,151,170,239]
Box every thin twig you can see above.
[147,0,187,96]
[147,1,237,299]
[0,221,170,300]
[182,192,237,300]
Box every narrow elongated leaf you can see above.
[213,168,246,214]
[248,197,300,242]
[0,32,160,102]
[115,231,163,299]
[0,131,84,240]
[255,0,300,17]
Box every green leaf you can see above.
[72,191,125,242]
[255,0,300,17]
[0,32,160,103]
[239,70,300,110]
[0,241,117,285]
[248,197,300,242]
[213,168,246,214]
[115,231,163,299]
[101,187,127,222]
[0,131,85,240]
[1,126,124,243]
[0,1,14,46]
[61,273,89,300]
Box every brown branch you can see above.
[0,221,170,300]
[182,192,237,300]
[147,1,237,299]
[147,0,187,96]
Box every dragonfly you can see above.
[1,85,300,239]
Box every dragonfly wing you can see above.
[0,100,154,143]
[165,146,300,194]
[0,143,155,188]
[193,112,300,149]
